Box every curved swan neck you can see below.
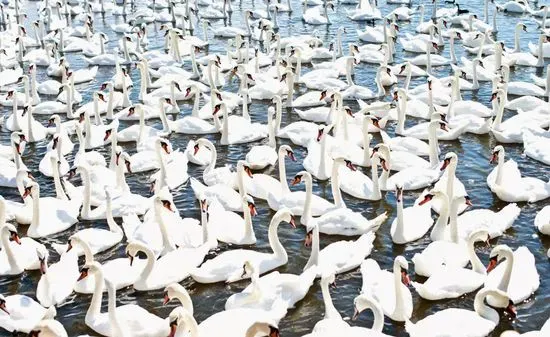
[474,289,500,324]
[1,227,22,272]
[331,160,345,208]
[431,192,450,241]
[268,212,287,262]
[321,278,341,319]
[392,260,405,317]
[278,148,290,194]
[87,266,105,321]
[496,249,514,292]
[136,243,156,286]
[302,173,314,221]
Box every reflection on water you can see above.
[0,0,549,336]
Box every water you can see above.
[1,0,549,336]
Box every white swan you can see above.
[391,184,434,244]
[302,215,375,277]
[78,262,169,337]
[412,230,489,300]
[307,157,387,236]
[0,293,56,334]
[36,247,78,307]
[226,261,317,311]
[21,182,79,238]
[405,288,516,337]
[360,256,413,322]
[244,144,296,200]
[190,208,295,283]
[126,241,209,291]
[271,168,335,215]
[535,205,550,236]
[487,145,550,202]
[485,245,540,307]
[52,189,123,257]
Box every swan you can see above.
[430,152,467,214]
[52,190,123,257]
[377,148,440,191]
[167,298,284,337]
[190,159,250,213]
[303,123,333,180]
[337,151,384,200]
[224,260,289,318]
[212,102,268,145]
[306,157,388,236]
[0,293,56,334]
[302,215,376,277]
[268,171,334,216]
[167,86,217,134]
[412,230,490,300]
[273,95,321,147]
[303,2,333,25]
[38,134,69,178]
[245,108,277,170]
[206,192,257,245]
[68,236,144,294]
[226,262,317,311]
[21,182,79,238]
[405,288,516,337]
[244,144,296,200]
[36,247,78,307]
[391,184,434,244]
[0,225,27,276]
[190,208,295,283]
[371,143,430,172]
[75,165,149,219]
[490,90,549,144]
[487,145,550,202]
[78,262,169,337]
[126,241,210,291]
[485,245,540,307]
[359,256,413,322]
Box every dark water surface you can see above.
[1,0,549,336]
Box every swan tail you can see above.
[495,203,521,230]
[359,258,382,288]
[367,212,388,233]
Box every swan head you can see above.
[47,114,61,127]
[440,152,458,171]
[156,138,171,154]
[36,245,49,275]
[279,145,296,162]
[394,182,404,202]
[429,119,449,132]
[0,294,7,315]
[22,182,39,200]
[486,244,513,273]
[245,321,280,337]
[490,145,505,164]
[77,261,102,282]
[163,283,191,306]
[395,256,410,286]
[468,229,490,247]
[238,161,254,178]
[320,270,336,288]
[373,152,389,172]
[2,224,20,246]
[154,196,175,213]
